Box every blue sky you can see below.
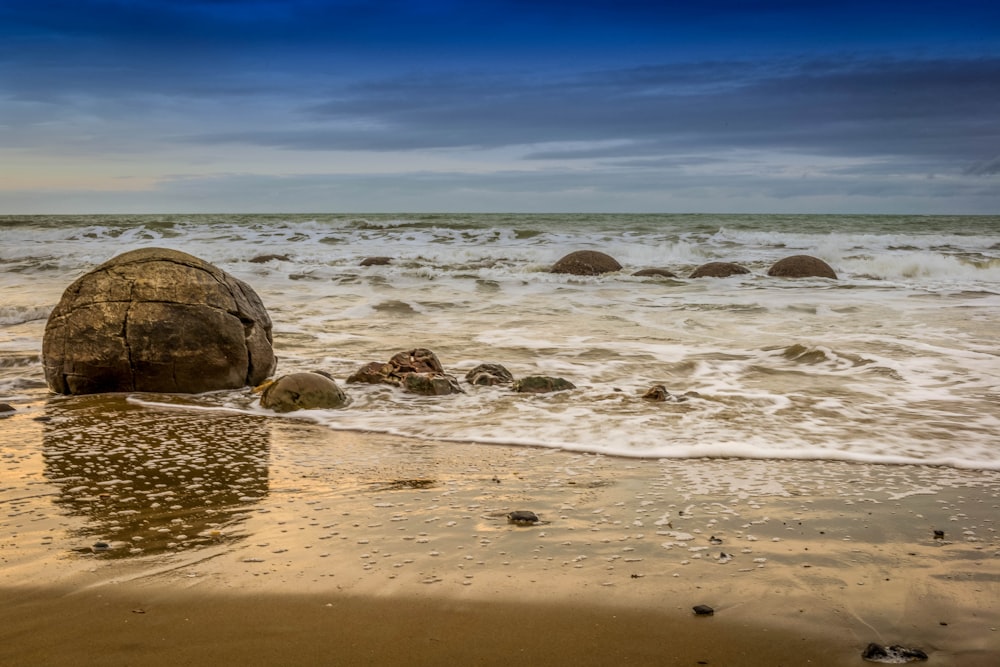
[2,0,998,214]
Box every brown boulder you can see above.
[388,348,444,375]
[641,385,670,401]
[42,247,276,395]
[402,373,464,396]
[260,372,350,412]
[632,268,678,278]
[689,262,751,278]
[767,255,837,279]
[512,376,576,394]
[465,363,514,386]
[551,251,622,276]
[347,361,396,385]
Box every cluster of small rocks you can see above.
[256,348,583,412]
[346,348,464,396]
[549,250,838,279]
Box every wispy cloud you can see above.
[187,56,1000,166]
[965,156,1000,176]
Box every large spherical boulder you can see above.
[43,247,276,395]
[767,255,837,279]
[689,262,751,278]
[260,372,350,412]
[550,251,622,276]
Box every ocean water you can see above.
[2,213,999,470]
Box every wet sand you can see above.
[2,396,998,666]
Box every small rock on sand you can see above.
[861,643,928,663]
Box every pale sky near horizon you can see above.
[2,0,999,215]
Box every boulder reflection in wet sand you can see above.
[42,395,270,559]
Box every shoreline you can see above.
[2,400,999,665]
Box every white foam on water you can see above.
[5,214,999,471]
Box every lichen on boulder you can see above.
[42,247,276,395]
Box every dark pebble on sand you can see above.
[0,403,14,414]
[507,510,540,526]
[862,643,928,663]
[933,530,945,539]
[692,605,714,616]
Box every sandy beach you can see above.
[1,395,998,666]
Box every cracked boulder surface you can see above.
[43,247,276,395]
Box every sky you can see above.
[1,0,999,214]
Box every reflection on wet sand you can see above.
[42,395,270,558]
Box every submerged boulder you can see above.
[347,361,395,385]
[512,376,576,394]
[260,372,350,412]
[632,268,678,278]
[767,255,837,279]
[402,372,465,396]
[42,248,276,395]
[465,363,515,386]
[689,262,751,278]
[640,385,692,403]
[641,385,670,402]
[550,251,622,276]
[248,254,290,264]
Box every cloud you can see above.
[964,156,1000,176]
[183,56,1000,170]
